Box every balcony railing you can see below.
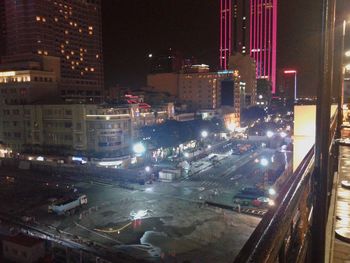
[234,106,339,263]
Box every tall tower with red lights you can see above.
[220,0,277,94]
[250,0,278,94]
[220,0,232,70]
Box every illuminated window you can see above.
[42,18,46,22]
[85,67,88,71]
[80,58,83,61]
[69,21,73,26]
[90,68,95,72]
[71,66,75,70]
[37,50,42,54]
[44,51,48,55]
[65,40,69,44]
[36,16,41,21]
[80,72,84,76]
[89,31,93,35]
[79,28,82,33]
[65,30,69,35]
[96,54,99,59]
[54,17,58,22]
[88,26,93,30]
[70,51,74,55]
[66,55,70,60]
[74,23,77,27]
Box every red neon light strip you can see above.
[250,0,253,57]
[229,0,232,58]
[271,0,277,94]
[264,0,267,78]
[259,0,262,78]
[267,2,271,81]
[220,0,223,69]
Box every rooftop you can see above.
[3,234,43,247]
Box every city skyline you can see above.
[102,0,325,97]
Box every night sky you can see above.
[101,0,345,96]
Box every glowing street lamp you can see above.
[260,158,269,167]
[201,130,208,138]
[266,131,274,138]
[284,69,298,102]
[133,142,146,155]
[268,188,276,196]
[280,131,287,138]
[145,166,151,173]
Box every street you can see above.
[0,143,289,262]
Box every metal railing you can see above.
[234,148,315,263]
[234,106,339,263]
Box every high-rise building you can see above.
[220,0,250,70]
[250,0,278,94]
[0,0,104,101]
[220,0,232,70]
[220,0,277,94]
[0,1,5,60]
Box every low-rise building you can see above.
[0,56,60,105]
[0,102,174,156]
[147,66,242,117]
[2,234,45,263]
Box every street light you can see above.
[260,158,269,167]
[284,69,298,102]
[268,188,276,196]
[201,130,208,138]
[133,142,146,155]
[266,131,274,138]
[280,131,287,138]
[145,166,151,173]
